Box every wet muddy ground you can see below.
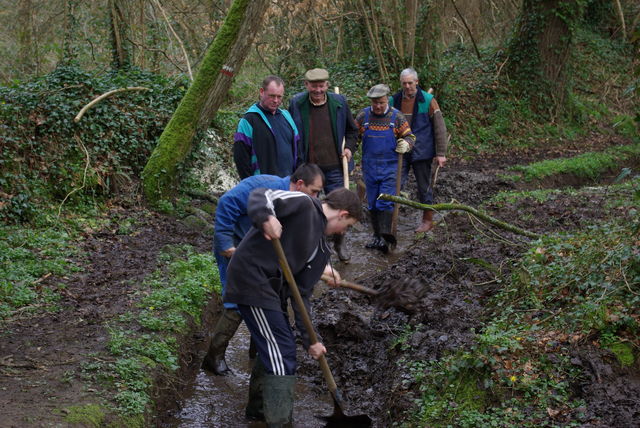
[1,133,638,427]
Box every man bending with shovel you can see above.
[225,187,362,426]
[202,163,325,376]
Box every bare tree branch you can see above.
[151,0,193,81]
[74,87,150,123]
[450,0,482,61]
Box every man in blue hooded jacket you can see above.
[390,68,448,233]
[202,163,324,376]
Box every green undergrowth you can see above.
[0,221,83,319]
[0,63,186,224]
[433,28,635,158]
[508,143,640,182]
[400,178,639,427]
[79,244,220,418]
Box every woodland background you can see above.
[0,1,639,426]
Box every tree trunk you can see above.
[197,0,270,130]
[142,0,270,203]
[404,0,417,65]
[505,0,584,115]
[415,0,440,78]
[62,0,79,62]
[17,0,35,75]
[109,0,130,69]
[391,0,405,59]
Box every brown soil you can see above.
[1,134,638,428]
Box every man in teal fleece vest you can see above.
[234,75,302,179]
[390,68,448,233]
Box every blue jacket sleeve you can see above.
[214,193,245,253]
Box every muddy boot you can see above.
[415,210,434,233]
[245,357,266,421]
[365,210,382,249]
[263,374,295,428]
[333,234,351,263]
[377,210,394,254]
[201,308,242,375]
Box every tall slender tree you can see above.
[142,0,270,203]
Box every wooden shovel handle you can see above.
[342,152,349,189]
[391,152,403,236]
[335,86,350,190]
[272,239,339,395]
[321,274,379,296]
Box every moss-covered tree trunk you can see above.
[505,0,585,116]
[142,0,269,203]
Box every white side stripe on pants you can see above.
[250,306,286,375]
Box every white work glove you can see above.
[395,138,411,154]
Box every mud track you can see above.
[1,133,638,427]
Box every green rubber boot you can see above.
[245,358,266,421]
[201,308,242,375]
[263,374,295,428]
[365,210,382,249]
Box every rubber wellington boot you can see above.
[245,358,266,421]
[377,210,394,254]
[415,210,434,233]
[263,374,296,428]
[202,308,242,375]
[365,210,382,249]
[333,234,351,263]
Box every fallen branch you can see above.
[57,134,90,219]
[74,87,150,122]
[184,188,220,203]
[378,194,541,239]
[0,355,45,370]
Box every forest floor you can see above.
[1,132,639,428]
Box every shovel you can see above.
[335,86,350,190]
[272,239,372,427]
[386,152,403,248]
[320,274,379,296]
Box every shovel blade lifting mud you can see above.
[272,239,372,427]
[318,389,372,427]
[377,277,427,313]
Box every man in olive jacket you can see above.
[288,68,359,262]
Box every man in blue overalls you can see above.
[354,84,416,253]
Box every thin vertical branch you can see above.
[357,0,388,81]
[450,0,482,61]
[613,0,626,40]
[152,0,193,81]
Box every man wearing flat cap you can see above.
[288,68,359,262]
[354,83,415,253]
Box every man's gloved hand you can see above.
[395,138,411,154]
